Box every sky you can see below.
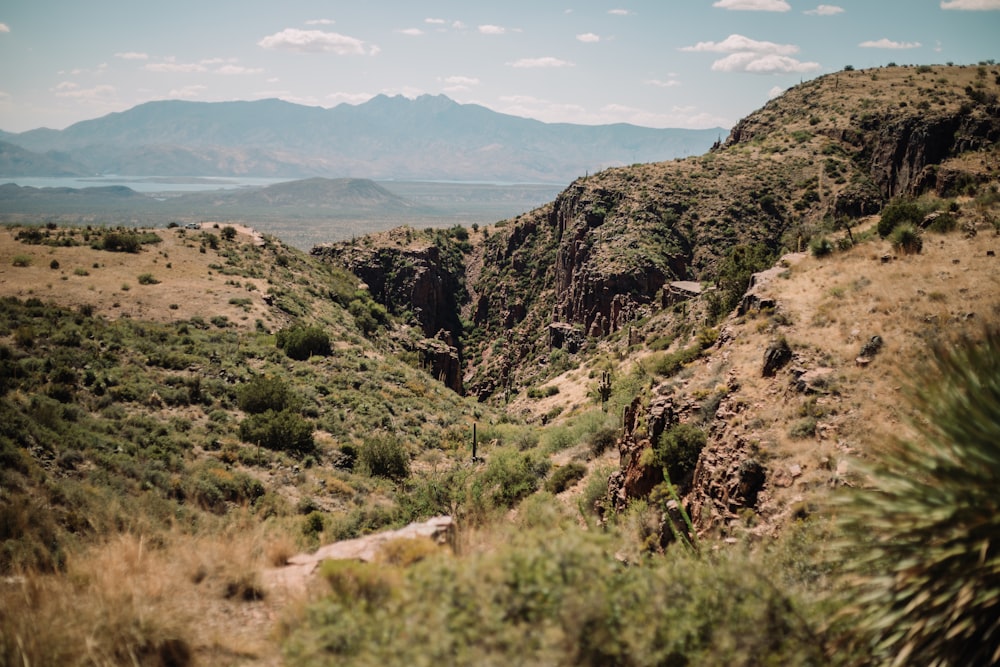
[0,0,998,134]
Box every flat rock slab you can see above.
[262,516,453,593]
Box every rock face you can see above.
[312,229,467,392]
[313,238,464,342]
[415,334,463,393]
[862,112,1000,198]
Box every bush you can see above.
[99,231,143,253]
[475,446,550,509]
[526,385,559,399]
[137,273,160,285]
[789,417,817,439]
[238,409,315,456]
[709,243,776,321]
[237,375,293,414]
[835,327,1000,666]
[645,344,702,378]
[348,298,388,336]
[276,325,332,360]
[11,255,32,267]
[809,237,834,258]
[877,199,923,238]
[357,433,410,480]
[889,224,923,255]
[654,423,707,487]
[545,463,587,494]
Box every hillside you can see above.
[2,64,1000,666]
[0,95,722,183]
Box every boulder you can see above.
[762,338,792,377]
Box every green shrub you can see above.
[276,325,332,360]
[526,385,559,399]
[137,273,159,285]
[709,243,776,321]
[357,433,410,480]
[348,298,389,336]
[789,417,817,439]
[98,231,143,253]
[237,375,293,414]
[11,255,32,267]
[654,423,707,486]
[889,224,923,254]
[238,409,315,456]
[475,446,550,509]
[645,344,702,378]
[877,199,923,238]
[587,426,618,458]
[809,237,834,258]
[835,327,1000,666]
[545,463,587,494]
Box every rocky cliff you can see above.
[316,65,999,406]
[311,227,468,392]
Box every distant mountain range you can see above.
[0,177,442,221]
[0,96,723,183]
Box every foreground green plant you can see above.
[835,326,1000,666]
[283,525,837,666]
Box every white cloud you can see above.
[169,84,207,98]
[452,21,466,29]
[305,19,334,25]
[712,52,820,73]
[497,94,726,129]
[258,28,371,55]
[713,0,791,10]
[941,0,1000,8]
[680,34,799,55]
[54,83,116,99]
[478,24,506,35]
[645,78,680,88]
[769,85,786,98]
[608,9,632,15]
[425,18,446,24]
[859,38,921,49]
[577,33,601,43]
[215,64,263,75]
[443,76,480,86]
[397,28,424,36]
[115,51,149,60]
[508,57,575,68]
[679,33,818,73]
[0,23,9,33]
[145,59,207,73]
[804,4,844,15]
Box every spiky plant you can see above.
[889,223,923,255]
[836,327,1000,666]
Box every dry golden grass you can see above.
[0,224,282,331]
[0,519,308,667]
